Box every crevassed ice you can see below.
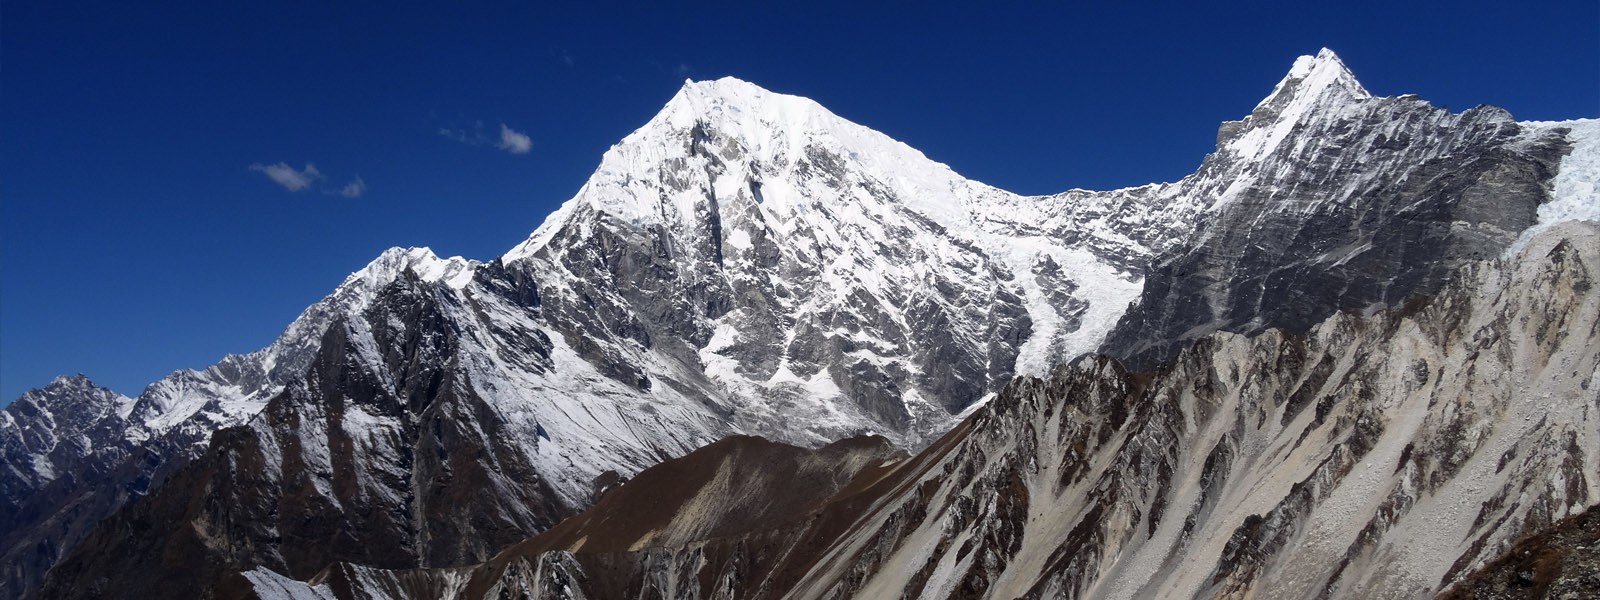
[1507,119,1600,256]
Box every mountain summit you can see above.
[501,71,1147,442]
[1221,48,1372,162]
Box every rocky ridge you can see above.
[0,247,475,599]
[1101,49,1577,370]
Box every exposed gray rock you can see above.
[313,221,1600,600]
[0,248,476,600]
[1101,51,1574,370]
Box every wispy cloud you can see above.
[338,176,367,198]
[496,124,532,154]
[437,128,468,143]
[249,162,322,192]
[675,63,694,77]
[250,161,367,197]
[440,121,532,155]
[437,120,486,145]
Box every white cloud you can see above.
[675,63,693,76]
[339,176,367,198]
[438,121,531,155]
[249,162,323,192]
[496,124,532,154]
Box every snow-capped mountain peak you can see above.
[653,77,831,141]
[505,76,989,261]
[1222,48,1372,162]
[341,246,478,295]
[0,374,132,483]
[495,73,1147,446]
[1259,48,1369,110]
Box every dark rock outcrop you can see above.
[1438,507,1600,600]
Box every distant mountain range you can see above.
[5,49,1597,599]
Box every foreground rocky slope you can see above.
[277,435,911,600]
[1438,507,1600,600]
[801,223,1598,599]
[283,221,1598,599]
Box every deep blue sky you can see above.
[3,1,1596,402]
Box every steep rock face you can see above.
[0,248,475,600]
[1,376,133,516]
[34,268,576,598]
[40,232,841,598]
[1102,50,1576,370]
[325,222,1600,600]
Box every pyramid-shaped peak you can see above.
[1286,48,1351,79]
[506,74,965,262]
[1256,48,1370,113]
[1219,49,1376,162]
